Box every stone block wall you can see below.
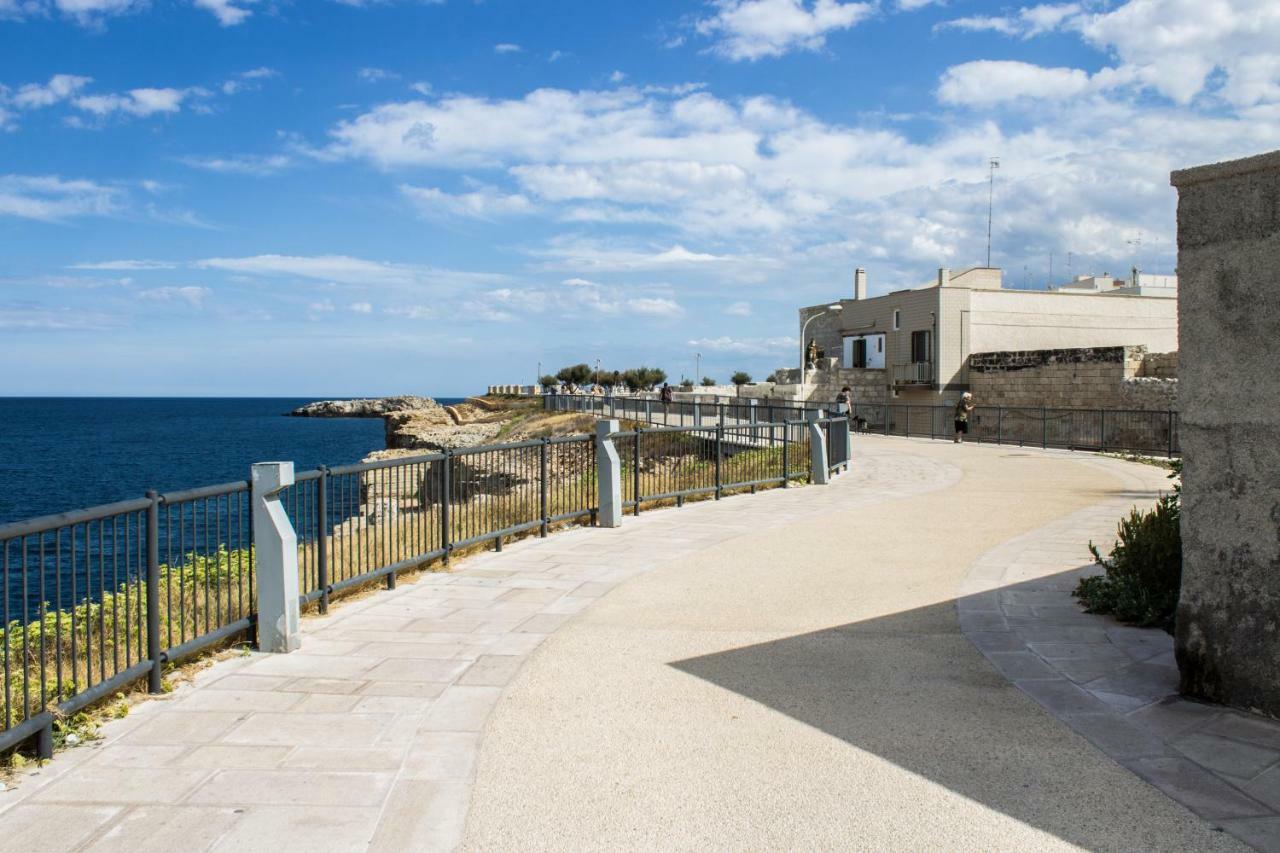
[967,345,1177,411]
[1171,149,1280,718]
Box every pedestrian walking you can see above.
[954,392,975,443]
[835,385,851,416]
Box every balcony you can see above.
[892,362,933,385]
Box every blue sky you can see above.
[2,0,1277,396]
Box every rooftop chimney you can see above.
[938,267,951,288]
[854,268,867,300]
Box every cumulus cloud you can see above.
[74,87,201,117]
[191,0,257,25]
[937,61,1093,106]
[12,74,93,108]
[695,0,874,61]
[493,43,522,54]
[0,0,257,25]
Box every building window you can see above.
[910,329,931,363]
[893,309,900,330]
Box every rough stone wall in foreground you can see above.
[967,346,1177,411]
[1171,149,1280,718]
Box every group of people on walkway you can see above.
[832,386,976,443]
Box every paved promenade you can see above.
[0,437,1269,851]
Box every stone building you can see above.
[791,265,1179,406]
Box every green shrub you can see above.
[1074,462,1182,633]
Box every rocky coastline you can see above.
[288,396,444,419]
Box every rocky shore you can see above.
[288,396,445,419]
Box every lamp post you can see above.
[800,304,843,381]
[695,353,701,387]
[594,358,600,390]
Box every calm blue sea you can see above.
[0,398,463,525]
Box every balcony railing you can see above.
[892,362,933,384]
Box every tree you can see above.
[638,366,667,388]
[539,374,558,388]
[731,371,751,396]
[555,363,592,385]
[701,376,716,387]
[766,370,782,383]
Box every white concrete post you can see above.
[693,401,702,426]
[806,410,830,485]
[645,399,652,423]
[749,398,758,425]
[596,419,623,528]
[252,461,301,653]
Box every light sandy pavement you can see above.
[462,437,1242,852]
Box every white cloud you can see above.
[12,74,92,108]
[725,300,752,316]
[1078,0,1280,105]
[0,174,123,221]
[409,81,433,96]
[193,254,423,286]
[358,67,398,82]
[0,307,123,330]
[137,285,211,307]
[937,61,1093,106]
[0,0,258,25]
[349,301,373,314]
[221,66,277,95]
[695,0,875,61]
[688,335,795,354]
[626,297,684,318]
[935,3,1080,38]
[74,87,202,117]
[399,183,534,220]
[180,153,293,175]
[494,43,522,54]
[191,0,257,25]
[72,259,181,270]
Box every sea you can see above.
[0,397,464,525]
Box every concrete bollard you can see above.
[596,419,623,528]
[252,462,301,653]
[749,398,758,425]
[693,401,701,426]
[806,410,830,485]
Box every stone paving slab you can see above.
[0,447,958,853]
[957,455,1280,851]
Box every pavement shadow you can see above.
[668,569,1182,850]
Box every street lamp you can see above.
[695,353,701,387]
[800,304,843,380]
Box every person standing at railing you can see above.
[835,386,851,417]
[954,392,975,444]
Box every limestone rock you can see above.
[289,396,449,419]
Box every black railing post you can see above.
[997,406,1003,444]
[633,429,642,515]
[441,450,452,565]
[906,406,911,438]
[782,423,790,487]
[316,466,330,613]
[539,438,549,536]
[715,423,724,499]
[1099,410,1107,453]
[145,490,163,694]
[1042,406,1048,449]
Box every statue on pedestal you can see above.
[806,338,819,370]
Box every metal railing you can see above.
[891,362,932,385]
[547,393,1180,457]
[1,416,850,757]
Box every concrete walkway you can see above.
[0,437,1261,851]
